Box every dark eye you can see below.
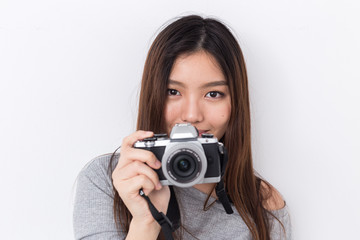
[167,89,181,96]
[205,91,224,98]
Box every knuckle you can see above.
[112,172,123,185]
[132,161,143,169]
[111,171,116,180]
[122,136,130,144]
[135,130,145,138]
[142,150,151,159]
[138,175,147,183]
[151,170,159,179]
[112,180,123,192]
[145,151,156,162]
[119,151,128,161]
[152,155,159,164]
[111,167,120,179]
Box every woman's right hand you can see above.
[112,130,170,235]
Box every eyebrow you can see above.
[168,79,228,89]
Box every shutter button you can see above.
[143,137,157,148]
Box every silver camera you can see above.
[134,123,224,188]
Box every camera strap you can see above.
[216,144,234,214]
[215,180,234,214]
[139,186,180,240]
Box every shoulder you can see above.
[259,181,292,239]
[76,153,120,196]
[260,181,285,211]
[79,153,119,179]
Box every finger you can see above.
[116,147,160,169]
[116,130,157,169]
[117,175,156,197]
[122,130,154,148]
[124,148,161,169]
[115,161,162,190]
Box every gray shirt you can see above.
[73,154,292,239]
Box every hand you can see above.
[112,130,171,227]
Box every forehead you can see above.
[169,51,226,87]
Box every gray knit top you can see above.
[73,153,292,239]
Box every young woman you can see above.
[73,15,292,240]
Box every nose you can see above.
[181,96,203,124]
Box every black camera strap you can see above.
[216,145,234,214]
[215,179,234,214]
[139,187,180,240]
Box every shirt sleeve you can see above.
[73,154,125,240]
[269,204,292,240]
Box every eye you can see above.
[167,89,181,96]
[205,91,224,98]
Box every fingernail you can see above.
[157,182,162,190]
[155,161,161,168]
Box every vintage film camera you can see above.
[134,123,226,188]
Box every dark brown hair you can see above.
[110,15,283,239]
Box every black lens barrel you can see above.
[170,151,199,182]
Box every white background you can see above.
[1,0,359,239]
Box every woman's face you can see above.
[164,51,231,140]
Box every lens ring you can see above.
[166,148,202,184]
[161,141,208,188]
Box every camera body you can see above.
[134,123,224,188]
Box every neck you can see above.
[193,183,217,198]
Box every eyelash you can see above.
[205,91,224,98]
[167,89,181,96]
[167,89,225,98]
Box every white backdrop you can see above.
[1,0,359,239]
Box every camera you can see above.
[133,123,225,188]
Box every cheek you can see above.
[207,104,231,124]
[206,102,231,138]
[218,108,231,126]
[164,102,179,126]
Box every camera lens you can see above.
[173,154,195,177]
[178,159,190,172]
[162,143,207,187]
[170,152,199,180]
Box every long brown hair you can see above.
[110,15,282,239]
